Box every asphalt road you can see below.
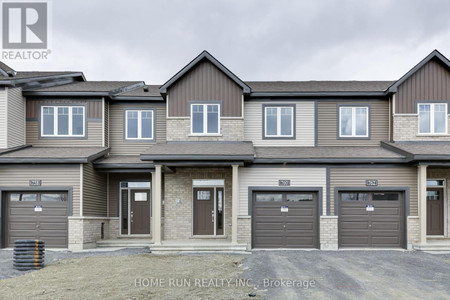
[242,250,450,300]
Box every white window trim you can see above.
[417,103,448,135]
[125,110,154,140]
[190,104,221,135]
[41,105,85,137]
[264,106,294,138]
[339,106,369,138]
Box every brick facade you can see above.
[163,168,233,240]
[407,216,420,249]
[237,217,251,246]
[68,217,118,250]
[166,118,244,141]
[320,216,338,250]
[393,115,450,141]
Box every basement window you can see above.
[41,106,85,137]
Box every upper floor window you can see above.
[264,106,294,138]
[125,110,154,140]
[339,106,368,138]
[418,103,447,134]
[191,104,220,135]
[41,106,85,137]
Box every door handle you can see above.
[130,211,133,223]
[211,210,215,223]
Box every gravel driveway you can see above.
[242,250,450,300]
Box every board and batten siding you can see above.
[109,103,166,155]
[0,165,81,216]
[168,60,243,117]
[0,89,7,148]
[329,167,418,216]
[7,88,25,148]
[317,100,389,146]
[82,163,107,217]
[244,101,315,146]
[396,59,450,114]
[238,167,327,216]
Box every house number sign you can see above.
[29,180,42,186]
[365,179,378,186]
[279,180,291,187]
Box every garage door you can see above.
[6,192,69,248]
[339,191,404,248]
[252,191,318,248]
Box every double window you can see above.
[191,104,220,135]
[125,110,154,140]
[418,103,447,134]
[41,106,85,137]
[339,106,369,138]
[264,106,294,138]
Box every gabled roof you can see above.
[381,141,450,162]
[387,50,450,93]
[159,50,251,95]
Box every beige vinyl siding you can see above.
[82,163,107,216]
[108,173,152,217]
[168,60,243,117]
[329,167,417,216]
[317,100,389,146]
[0,89,7,148]
[7,87,25,148]
[104,101,109,147]
[109,103,166,155]
[239,167,327,216]
[244,101,315,146]
[0,165,81,216]
[396,59,450,114]
[26,120,103,147]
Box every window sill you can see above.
[188,134,222,137]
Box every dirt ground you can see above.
[0,254,261,300]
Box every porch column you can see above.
[418,164,428,245]
[232,165,239,244]
[152,165,162,245]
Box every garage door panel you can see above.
[253,191,318,249]
[339,191,403,248]
[6,192,69,248]
[340,221,369,230]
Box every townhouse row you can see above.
[0,50,449,251]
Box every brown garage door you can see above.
[339,191,404,248]
[252,191,318,248]
[6,192,69,248]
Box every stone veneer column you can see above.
[418,165,427,245]
[232,165,239,244]
[152,165,162,245]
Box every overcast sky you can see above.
[6,0,450,84]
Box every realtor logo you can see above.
[1,1,51,60]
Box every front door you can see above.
[193,188,215,235]
[427,188,444,235]
[130,190,150,235]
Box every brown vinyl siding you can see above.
[329,167,417,216]
[82,163,107,216]
[26,120,103,147]
[0,165,81,216]
[26,99,102,120]
[109,103,166,155]
[7,87,25,148]
[168,60,243,117]
[317,100,389,146]
[0,89,6,148]
[396,59,450,113]
[104,100,109,147]
[108,173,151,217]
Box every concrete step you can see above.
[149,244,248,253]
[414,243,450,251]
[96,239,152,248]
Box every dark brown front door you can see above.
[427,188,444,235]
[193,188,214,235]
[130,190,150,235]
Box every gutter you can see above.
[3,72,85,87]
[140,154,255,161]
[248,91,388,98]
